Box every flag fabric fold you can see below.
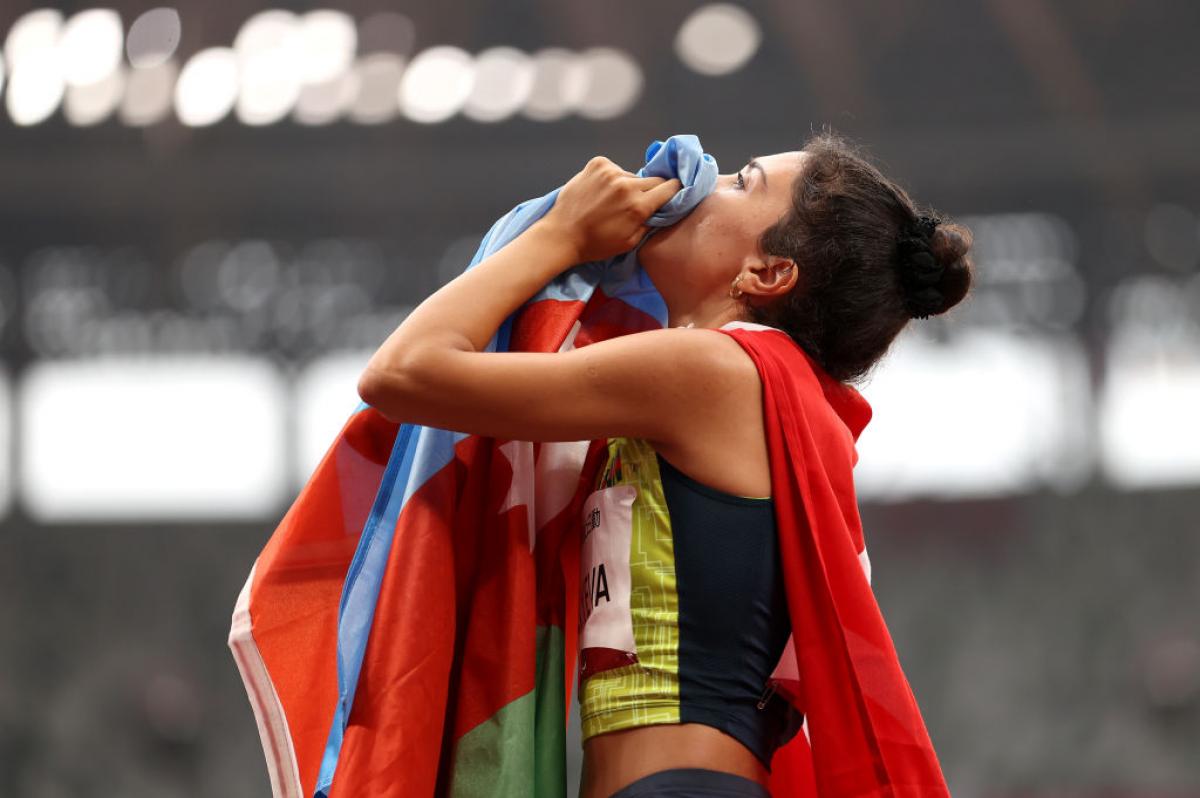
[719,324,950,797]
[229,132,947,797]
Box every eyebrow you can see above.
[748,157,767,190]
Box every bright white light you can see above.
[126,7,181,69]
[59,9,124,87]
[0,371,10,521]
[522,48,587,122]
[120,58,176,125]
[348,53,403,124]
[6,50,65,125]
[294,351,374,486]
[4,9,65,125]
[675,3,762,76]
[237,59,300,125]
[463,46,534,123]
[855,330,1091,501]
[295,70,358,125]
[64,67,124,125]
[234,10,299,61]
[399,45,474,123]
[234,10,302,126]
[298,10,356,84]
[1099,330,1200,489]
[175,47,238,127]
[19,357,288,522]
[576,47,642,120]
[4,9,63,72]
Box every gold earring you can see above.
[729,274,744,298]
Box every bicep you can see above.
[357,328,738,443]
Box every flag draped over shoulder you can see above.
[229,133,948,797]
[228,134,718,798]
[719,325,950,797]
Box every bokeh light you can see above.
[675,3,761,76]
[399,45,474,124]
[294,352,374,487]
[125,7,181,69]
[0,371,9,521]
[856,329,1091,500]
[234,10,302,126]
[575,47,642,120]
[174,46,238,127]
[294,70,358,125]
[4,9,65,125]
[348,53,403,124]
[4,9,64,73]
[6,48,64,125]
[64,67,124,126]
[58,9,124,87]
[522,47,586,121]
[119,58,176,125]
[462,46,534,123]
[19,358,288,521]
[297,10,356,84]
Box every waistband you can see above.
[607,767,770,798]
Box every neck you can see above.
[635,236,747,330]
[666,297,745,330]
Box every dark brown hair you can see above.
[745,131,973,383]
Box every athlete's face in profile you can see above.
[638,150,807,307]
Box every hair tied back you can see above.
[896,213,945,320]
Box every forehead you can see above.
[754,150,806,173]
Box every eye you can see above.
[735,169,746,190]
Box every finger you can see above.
[638,178,683,210]
[625,175,668,189]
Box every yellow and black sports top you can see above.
[577,436,801,767]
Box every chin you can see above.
[640,214,695,272]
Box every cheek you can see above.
[693,200,758,252]
[642,193,755,266]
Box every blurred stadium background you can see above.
[1,1,1198,795]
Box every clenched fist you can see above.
[541,156,682,264]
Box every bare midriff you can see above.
[580,723,769,798]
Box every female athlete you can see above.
[357,131,973,798]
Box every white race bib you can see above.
[579,483,637,654]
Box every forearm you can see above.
[365,218,577,374]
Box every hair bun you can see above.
[896,216,973,319]
[927,222,973,316]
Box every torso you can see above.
[580,325,787,798]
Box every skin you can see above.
[358,149,809,797]
[638,150,808,330]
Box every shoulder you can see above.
[599,325,762,444]
[586,326,758,394]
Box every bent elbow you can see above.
[357,366,406,423]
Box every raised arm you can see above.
[357,156,694,441]
[357,324,750,443]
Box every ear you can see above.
[743,255,799,300]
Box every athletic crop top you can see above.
[577,436,802,767]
